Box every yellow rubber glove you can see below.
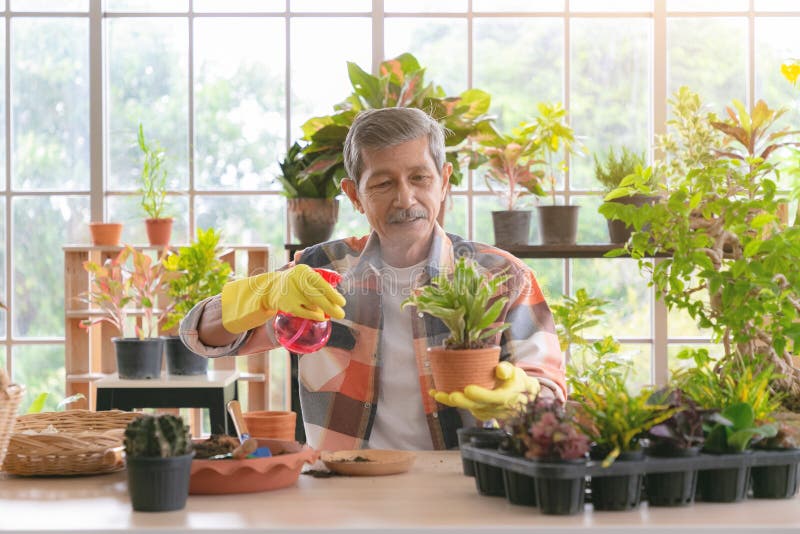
[430,361,540,422]
[221,264,346,334]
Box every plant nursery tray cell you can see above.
[321,449,416,476]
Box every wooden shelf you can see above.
[285,243,670,260]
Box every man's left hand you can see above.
[430,361,540,422]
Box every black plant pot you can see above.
[492,210,532,247]
[113,337,164,379]
[589,450,644,511]
[471,432,508,497]
[457,427,505,477]
[535,475,585,515]
[126,453,194,512]
[751,462,800,499]
[644,446,699,507]
[605,194,656,244]
[697,464,751,503]
[163,336,208,376]
[503,469,536,506]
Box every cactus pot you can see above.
[751,461,800,499]
[163,336,208,376]
[644,446,699,507]
[126,453,194,512]
[113,337,164,379]
[589,450,644,511]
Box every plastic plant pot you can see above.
[589,450,644,511]
[644,446,699,507]
[471,433,507,497]
[697,464,751,503]
[503,468,536,506]
[457,427,506,477]
[535,475,585,516]
[751,462,800,499]
[126,453,194,512]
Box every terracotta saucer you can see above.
[321,449,416,476]
[189,438,318,494]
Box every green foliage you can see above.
[671,348,782,421]
[532,102,585,204]
[25,392,85,414]
[81,246,172,339]
[464,120,545,211]
[601,88,800,405]
[275,141,339,199]
[138,123,170,219]
[569,359,678,466]
[300,52,494,188]
[703,402,777,454]
[593,146,647,192]
[124,414,192,458]
[162,228,232,331]
[401,256,510,350]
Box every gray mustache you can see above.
[387,208,428,223]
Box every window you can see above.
[2,0,798,413]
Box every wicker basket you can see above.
[0,383,25,467]
[2,409,141,476]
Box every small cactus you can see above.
[124,414,193,458]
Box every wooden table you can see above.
[1,451,799,533]
[95,370,239,436]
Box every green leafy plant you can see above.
[532,102,585,205]
[401,256,510,350]
[569,359,678,466]
[80,245,172,339]
[464,121,545,211]
[671,348,782,421]
[300,52,493,188]
[593,146,648,192]
[138,123,170,219]
[26,393,85,414]
[703,402,777,454]
[124,414,192,458]
[162,228,232,331]
[275,141,339,199]
[602,88,800,407]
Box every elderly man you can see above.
[180,107,565,451]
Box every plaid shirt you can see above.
[181,224,565,451]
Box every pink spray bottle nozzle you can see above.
[273,267,343,354]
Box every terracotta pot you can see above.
[287,198,338,245]
[145,218,174,247]
[89,222,123,246]
[243,411,297,441]
[427,345,501,393]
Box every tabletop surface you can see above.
[94,370,239,389]
[1,451,799,533]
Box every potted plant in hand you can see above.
[465,121,545,246]
[533,102,585,245]
[504,398,590,514]
[593,146,652,244]
[162,227,232,375]
[81,245,172,379]
[124,414,194,512]
[570,359,676,511]
[138,123,173,247]
[276,141,340,246]
[401,256,510,394]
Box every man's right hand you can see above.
[221,264,346,333]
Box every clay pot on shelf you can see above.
[89,222,123,246]
[145,217,173,247]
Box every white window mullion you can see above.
[188,2,195,240]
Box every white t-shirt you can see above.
[368,260,434,450]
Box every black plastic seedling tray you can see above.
[462,445,800,479]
